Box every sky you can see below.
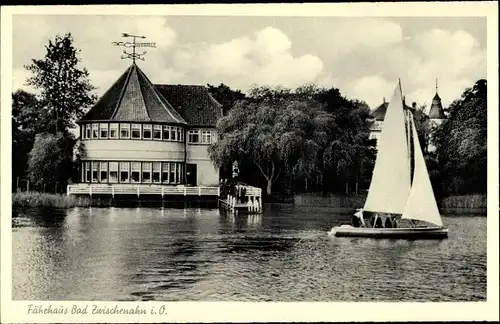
[11,15,487,111]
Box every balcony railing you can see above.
[67,183,219,197]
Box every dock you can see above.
[218,183,263,213]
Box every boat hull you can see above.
[330,225,448,239]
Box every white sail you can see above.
[364,81,411,214]
[401,114,443,227]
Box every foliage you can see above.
[12,90,41,189]
[13,33,96,192]
[433,79,487,195]
[27,132,76,193]
[24,33,97,134]
[209,84,374,195]
[207,83,246,115]
[412,104,431,154]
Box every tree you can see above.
[433,79,487,194]
[207,83,246,115]
[12,90,42,190]
[27,132,76,193]
[209,99,284,195]
[24,33,97,134]
[412,104,432,154]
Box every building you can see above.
[368,83,447,152]
[367,96,415,147]
[73,62,223,191]
[426,82,447,152]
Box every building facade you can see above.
[368,87,447,152]
[367,96,416,147]
[76,63,223,188]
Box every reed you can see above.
[440,194,487,209]
[12,192,97,208]
[294,192,487,210]
[294,192,367,208]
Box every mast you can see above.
[407,109,412,189]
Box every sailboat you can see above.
[330,80,448,239]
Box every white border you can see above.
[1,3,498,323]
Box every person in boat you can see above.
[384,215,393,228]
[373,213,383,228]
[351,214,361,227]
[391,214,398,228]
[351,209,366,227]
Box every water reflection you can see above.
[12,206,486,301]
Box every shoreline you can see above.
[12,191,487,211]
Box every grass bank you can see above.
[12,192,106,208]
[294,192,487,210]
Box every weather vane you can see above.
[112,33,156,62]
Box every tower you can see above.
[428,79,447,127]
[427,79,447,152]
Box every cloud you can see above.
[172,27,325,91]
[334,27,486,109]
[346,75,395,108]
[331,19,404,54]
[13,15,176,74]
[11,16,485,112]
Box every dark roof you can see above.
[428,93,446,119]
[79,63,186,124]
[155,84,223,127]
[370,100,414,121]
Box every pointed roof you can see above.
[428,92,446,119]
[79,63,186,124]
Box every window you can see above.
[131,162,141,183]
[170,163,176,183]
[171,127,177,141]
[188,130,200,143]
[131,124,141,139]
[81,162,85,182]
[153,162,161,183]
[201,130,212,144]
[120,162,129,183]
[180,129,184,141]
[109,162,118,183]
[100,162,108,182]
[120,124,130,139]
[142,162,152,183]
[100,124,109,139]
[92,162,98,182]
[85,162,91,182]
[163,125,170,140]
[177,128,182,142]
[110,124,118,139]
[162,162,169,183]
[143,124,152,139]
[153,125,162,140]
[85,124,91,139]
[92,124,99,139]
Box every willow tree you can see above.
[209,100,283,195]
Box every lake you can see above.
[12,204,486,301]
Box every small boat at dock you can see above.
[330,80,448,239]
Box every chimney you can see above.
[403,95,406,105]
[383,97,386,103]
